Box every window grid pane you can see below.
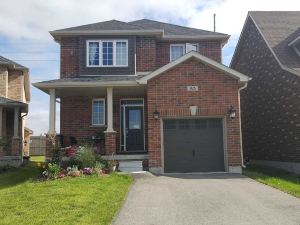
[102,42,113,65]
[88,42,99,65]
[92,100,104,125]
[116,42,127,65]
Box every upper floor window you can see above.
[170,43,199,61]
[87,40,128,67]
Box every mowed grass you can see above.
[0,162,133,225]
[243,164,300,198]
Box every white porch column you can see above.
[13,107,19,138]
[0,106,2,138]
[49,89,56,134]
[106,87,115,132]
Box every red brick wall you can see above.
[231,18,300,162]
[60,37,79,78]
[136,37,157,72]
[147,58,241,169]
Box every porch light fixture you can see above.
[153,110,160,119]
[228,105,236,119]
[189,106,198,116]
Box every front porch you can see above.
[0,97,28,166]
[38,81,149,161]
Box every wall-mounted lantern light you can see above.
[228,105,236,119]
[189,106,198,116]
[153,110,160,119]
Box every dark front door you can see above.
[124,106,144,151]
[163,118,224,173]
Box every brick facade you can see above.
[231,18,300,162]
[147,58,242,169]
[57,32,243,172]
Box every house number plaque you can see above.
[187,86,199,91]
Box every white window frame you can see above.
[91,98,105,126]
[169,43,199,62]
[86,39,128,67]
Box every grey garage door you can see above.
[163,119,225,173]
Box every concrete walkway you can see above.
[113,173,300,225]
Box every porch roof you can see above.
[33,75,147,97]
[0,97,28,113]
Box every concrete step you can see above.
[118,160,143,172]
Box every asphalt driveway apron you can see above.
[113,173,300,225]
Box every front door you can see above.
[121,105,144,152]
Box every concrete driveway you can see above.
[113,173,300,225]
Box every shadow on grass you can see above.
[0,162,42,190]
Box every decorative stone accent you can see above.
[105,132,117,155]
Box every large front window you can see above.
[92,99,105,125]
[87,40,128,67]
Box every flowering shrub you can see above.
[75,146,96,168]
[67,166,81,177]
[65,146,77,157]
[82,167,93,175]
[42,163,61,179]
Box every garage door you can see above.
[163,118,225,173]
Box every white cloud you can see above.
[1,0,300,134]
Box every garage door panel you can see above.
[163,119,225,173]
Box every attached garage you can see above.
[163,118,225,173]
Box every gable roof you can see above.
[50,19,229,43]
[0,56,30,102]
[0,55,28,71]
[129,19,228,37]
[138,51,250,85]
[231,11,300,77]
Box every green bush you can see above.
[75,145,96,168]
[42,163,61,179]
[51,145,62,165]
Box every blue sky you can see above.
[0,0,299,135]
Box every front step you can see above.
[118,160,143,172]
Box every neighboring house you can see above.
[231,11,300,174]
[34,19,250,174]
[0,56,31,166]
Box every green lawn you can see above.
[0,162,133,225]
[243,164,300,198]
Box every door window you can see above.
[129,110,141,129]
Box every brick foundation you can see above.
[11,137,21,156]
[105,132,117,155]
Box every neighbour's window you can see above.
[170,43,199,61]
[87,40,128,67]
[92,99,105,125]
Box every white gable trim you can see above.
[137,51,251,84]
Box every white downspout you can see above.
[238,82,248,168]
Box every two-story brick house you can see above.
[231,11,300,174]
[34,19,250,174]
[0,56,31,166]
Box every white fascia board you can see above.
[33,80,139,89]
[138,51,251,84]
